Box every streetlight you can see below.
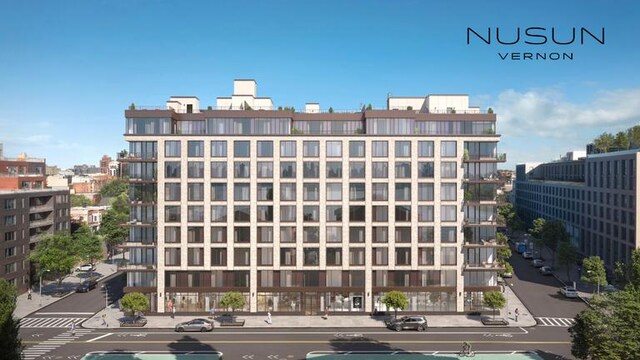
[103,284,109,310]
[39,269,50,297]
[587,270,600,295]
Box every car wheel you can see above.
[200,327,207,332]
[417,325,426,331]
[176,327,184,332]
[394,325,402,332]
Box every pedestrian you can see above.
[267,311,272,325]
[71,321,76,336]
[514,308,519,322]
[27,288,32,300]
[172,304,176,319]
[209,307,215,320]
[101,314,107,327]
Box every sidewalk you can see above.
[14,261,118,319]
[83,285,535,329]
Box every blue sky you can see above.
[0,0,639,168]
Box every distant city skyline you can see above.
[1,0,639,168]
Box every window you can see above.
[165,206,180,222]
[165,248,180,266]
[304,248,320,266]
[3,199,16,210]
[257,227,273,243]
[372,162,388,178]
[326,205,342,222]
[280,162,296,178]
[234,161,250,178]
[326,226,342,243]
[395,162,411,178]
[165,162,181,178]
[234,248,250,266]
[303,183,319,201]
[188,206,204,222]
[187,183,204,201]
[257,205,273,222]
[280,141,296,157]
[257,162,273,178]
[441,226,457,243]
[441,205,457,222]
[441,247,457,265]
[418,205,434,222]
[280,226,296,243]
[211,183,227,201]
[441,183,457,201]
[395,141,411,157]
[372,141,388,157]
[349,248,365,265]
[419,248,435,265]
[349,206,365,222]
[4,231,16,241]
[326,141,342,157]
[372,206,388,222]
[280,248,296,266]
[419,226,434,243]
[211,141,227,157]
[323,183,341,201]
[234,184,250,201]
[234,227,250,244]
[395,248,411,265]
[234,205,250,222]
[373,248,388,265]
[373,227,388,243]
[418,162,434,178]
[372,183,388,201]
[418,183,434,201]
[303,227,319,243]
[187,162,204,178]
[280,206,296,222]
[211,226,227,243]
[187,141,204,157]
[254,183,272,201]
[349,183,365,201]
[349,141,365,157]
[349,226,365,243]
[187,248,204,266]
[350,162,365,178]
[211,162,227,178]
[326,162,342,178]
[441,141,457,157]
[258,247,274,266]
[211,205,227,222]
[234,141,250,157]
[396,227,411,243]
[395,206,411,222]
[326,248,342,266]
[211,248,227,266]
[395,183,411,201]
[257,141,273,157]
[165,183,180,201]
[303,141,319,157]
[280,183,296,201]
[441,162,457,178]
[418,141,434,157]
[4,247,16,258]
[303,206,319,222]
[165,141,181,157]
[303,162,319,178]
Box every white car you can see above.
[532,259,544,267]
[76,264,96,272]
[522,252,533,259]
[560,286,578,298]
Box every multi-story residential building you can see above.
[0,153,46,190]
[0,189,70,294]
[100,155,113,174]
[121,79,505,314]
[515,149,639,269]
[70,205,108,232]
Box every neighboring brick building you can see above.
[0,154,47,190]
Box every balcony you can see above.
[463,219,498,227]
[463,173,503,183]
[29,204,54,213]
[119,153,157,162]
[464,262,506,271]
[29,218,53,228]
[463,153,507,163]
[463,192,497,203]
[463,239,507,248]
[118,262,157,271]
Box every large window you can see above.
[165,227,180,243]
[441,205,457,222]
[395,248,411,266]
[257,162,273,178]
[304,248,320,266]
[418,205,434,222]
[211,162,227,178]
[327,226,342,243]
[350,227,365,243]
[441,183,457,201]
[165,206,180,222]
[373,248,388,265]
[280,248,296,266]
[441,162,457,178]
[418,162,434,178]
[349,183,365,201]
[188,206,204,222]
[234,141,250,157]
[280,183,296,201]
[280,227,296,243]
[372,206,388,222]
[326,248,342,266]
[418,141,434,157]
[187,141,204,157]
[303,141,319,157]
[303,183,319,201]
[280,206,296,222]
[373,227,388,243]
[211,227,227,243]
[326,183,342,201]
[419,248,435,265]
[211,206,227,222]
[372,183,388,201]
[395,183,411,201]
[165,162,181,178]
[349,206,365,222]
[257,141,273,157]
[165,183,180,201]
[234,162,250,178]
[211,183,227,201]
[349,248,365,265]
[211,141,227,157]
[419,226,434,243]
[280,162,296,178]
[326,206,343,222]
[372,162,388,178]
[234,206,251,222]
[395,206,411,222]
[234,227,250,244]
[303,162,319,178]
[304,227,319,243]
[187,183,204,201]
[303,206,320,222]
[396,227,411,243]
[234,184,250,201]
[441,226,457,243]
[326,141,342,157]
[257,227,273,243]
[349,141,365,157]
[441,141,457,157]
[395,162,411,178]
[187,161,204,178]
[372,141,388,157]
[280,141,296,157]
[234,248,250,266]
[187,228,204,244]
[441,247,457,265]
[395,141,411,157]
[349,162,365,178]
[257,206,273,222]
[327,162,342,178]
[418,183,434,201]
[165,141,181,157]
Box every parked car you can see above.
[522,252,534,259]
[76,279,98,293]
[539,266,553,276]
[603,284,620,293]
[560,286,578,298]
[385,316,428,331]
[174,318,214,332]
[76,264,96,272]
[500,271,513,278]
[532,259,544,267]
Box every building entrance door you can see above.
[303,292,319,315]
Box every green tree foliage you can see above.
[528,217,546,239]
[482,291,506,320]
[219,292,246,314]
[557,242,578,281]
[628,125,640,149]
[99,179,128,198]
[118,149,128,158]
[73,224,103,268]
[0,279,22,360]
[614,131,630,150]
[100,208,128,255]
[30,233,78,289]
[498,203,518,227]
[120,292,150,317]
[497,247,512,264]
[499,262,514,277]
[581,256,608,291]
[496,232,507,245]
[328,107,334,113]
[542,220,569,266]
[593,132,615,153]
[569,287,640,359]
[366,103,373,110]
[71,194,93,207]
[629,249,640,288]
[381,291,409,319]
[110,193,130,215]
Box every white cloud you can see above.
[492,88,640,138]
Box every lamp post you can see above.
[104,284,109,310]
[39,269,50,297]
[587,270,600,295]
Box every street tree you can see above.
[100,206,129,258]
[482,291,506,320]
[581,256,608,292]
[528,217,545,239]
[542,220,569,266]
[0,279,22,360]
[219,292,246,316]
[120,292,150,319]
[99,179,128,198]
[73,224,104,275]
[71,194,92,207]
[381,291,409,320]
[557,242,578,282]
[29,233,79,290]
[628,248,640,288]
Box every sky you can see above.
[0,0,639,169]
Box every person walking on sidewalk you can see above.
[514,308,519,322]
[266,311,272,325]
[27,288,32,300]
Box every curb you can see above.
[552,273,592,308]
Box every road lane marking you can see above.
[26,339,571,345]
[81,329,530,336]
[35,312,95,315]
[536,317,575,327]
[87,333,113,342]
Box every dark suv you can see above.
[385,316,428,331]
[76,279,98,293]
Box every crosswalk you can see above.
[22,328,93,360]
[20,317,88,328]
[536,317,576,327]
